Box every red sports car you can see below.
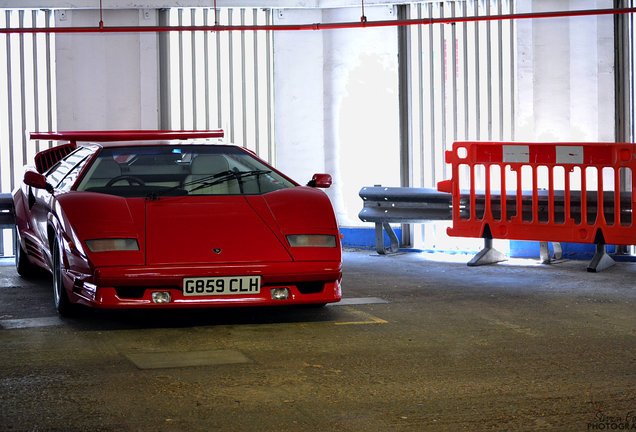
[13,130,342,316]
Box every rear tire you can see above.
[15,237,34,277]
[52,238,76,317]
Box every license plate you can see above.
[183,276,261,296]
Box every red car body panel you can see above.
[145,195,293,265]
[13,132,342,311]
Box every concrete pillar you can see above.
[273,9,325,186]
[54,9,159,131]
[322,6,399,227]
[274,6,399,226]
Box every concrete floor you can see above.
[0,250,634,431]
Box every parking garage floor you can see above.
[1,249,635,432]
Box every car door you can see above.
[29,148,94,259]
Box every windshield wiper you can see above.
[187,169,271,194]
[145,170,235,200]
[145,169,271,200]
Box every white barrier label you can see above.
[556,146,584,164]
[502,145,529,163]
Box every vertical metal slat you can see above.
[428,3,436,186]
[451,1,458,144]
[462,1,469,140]
[498,0,504,140]
[19,10,27,166]
[439,2,447,180]
[45,9,53,147]
[474,0,481,140]
[216,8,222,130]
[203,8,210,130]
[398,4,412,189]
[228,9,235,143]
[158,8,171,129]
[509,0,515,140]
[0,13,4,196]
[253,9,260,156]
[397,4,413,246]
[240,9,247,147]
[265,9,274,164]
[191,8,197,129]
[417,4,424,187]
[178,9,185,130]
[6,11,15,190]
[31,10,40,153]
[486,0,493,141]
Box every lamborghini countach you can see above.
[12,130,342,316]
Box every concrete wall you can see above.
[55,9,160,130]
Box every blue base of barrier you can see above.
[340,227,402,252]
[509,240,605,259]
[341,227,636,262]
[509,240,636,262]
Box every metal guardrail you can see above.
[358,186,452,255]
[0,193,16,258]
[358,185,566,265]
[0,193,14,227]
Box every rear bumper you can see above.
[68,261,342,309]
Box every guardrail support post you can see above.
[375,222,400,255]
[587,242,616,273]
[540,241,563,263]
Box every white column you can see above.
[322,6,399,226]
[274,6,398,226]
[273,9,325,185]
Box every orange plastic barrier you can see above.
[437,142,636,246]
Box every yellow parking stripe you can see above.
[334,306,388,325]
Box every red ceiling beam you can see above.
[0,7,635,35]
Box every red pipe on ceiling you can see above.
[0,7,635,35]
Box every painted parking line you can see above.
[331,297,390,306]
[124,349,250,370]
[0,299,390,329]
[328,297,389,325]
[0,316,64,330]
[334,306,388,325]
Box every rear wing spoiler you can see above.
[30,129,225,173]
[31,129,224,143]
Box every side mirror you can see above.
[307,173,332,189]
[24,170,53,193]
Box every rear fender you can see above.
[12,188,29,238]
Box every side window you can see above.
[46,148,93,189]
[56,153,93,191]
